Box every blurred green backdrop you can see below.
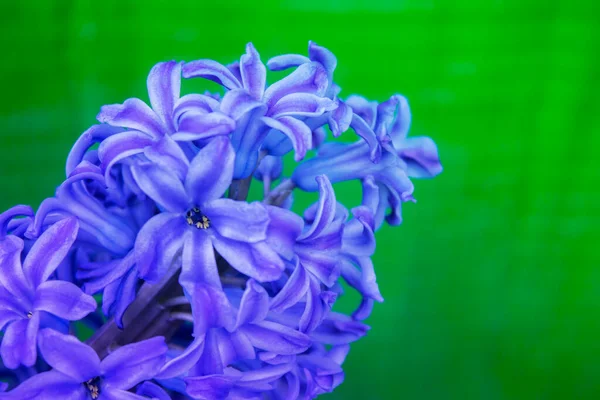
[1,0,600,398]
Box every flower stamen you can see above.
[186,207,210,229]
[26,311,32,319]
[85,377,101,399]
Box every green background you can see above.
[1,0,599,398]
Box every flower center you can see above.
[26,311,33,319]
[85,377,101,399]
[186,207,210,230]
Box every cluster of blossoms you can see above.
[0,42,441,399]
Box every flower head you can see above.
[0,217,95,369]
[2,330,167,399]
[0,41,441,398]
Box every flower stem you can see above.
[228,151,267,201]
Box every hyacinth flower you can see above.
[0,217,96,369]
[293,94,442,227]
[94,61,235,188]
[183,43,338,179]
[131,136,298,292]
[268,176,343,334]
[0,329,167,399]
[26,162,147,256]
[21,162,156,327]
[162,281,314,399]
[0,42,441,398]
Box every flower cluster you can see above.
[0,42,441,399]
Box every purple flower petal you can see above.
[66,124,122,176]
[398,136,443,178]
[308,41,337,83]
[352,297,375,321]
[82,251,135,295]
[352,256,382,302]
[390,94,411,141]
[299,279,335,332]
[180,229,222,293]
[212,237,284,283]
[299,175,335,241]
[0,314,39,368]
[220,89,265,121]
[350,114,382,162]
[328,99,352,137]
[266,54,311,71]
[261,116,312,161]
[230,105,270,179]
[143,134,190,182]
[372,96,399,138]
[240,321,311,355]
[134,213,186,282]
[0,236,30,300]
[227,61,243,83]
[264,206,303,260]
[174,94,220,122]
[297,251,340,288]
[181,231,234,335]
[379,183,403,226]
[270,260,310,313]
[202,199,268,243]
[157,335,205,379]
[215,329,255,366]
[136,381,172,400]
[297,354,343,376]
[38,329,101,381]
[189,281,235,335]
[0,205,33,239]
[184,375,238,400]
[97,130,154,184]
[1,370,84,400]
[147,61,182,133]
[240,43,266,100]
[342,207,376,257]
[263,62,328,109]
[102,388,149,400]
[0,309,21,331]
[258,352,295,365]
[268,93,337,119]
[313,126,327,149]
[235,280,269,328]
[193,329,224,376]
[101,336,168,390]
[97,98,165,139]
[131,162,188,213]
[102,268,139,329]
[33,281,96,320]
[184,136,234,206]
[345,95,377,127]
[361,176,379,214]
[272,371,300,399]
[0,285,25,315]
[173,111,235,142]
[328,344,351,365]
[311,313,370,345]
[22,217,79,289]
[377,163,414,202]
[182,59,242,90]
[237,363,293,388]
